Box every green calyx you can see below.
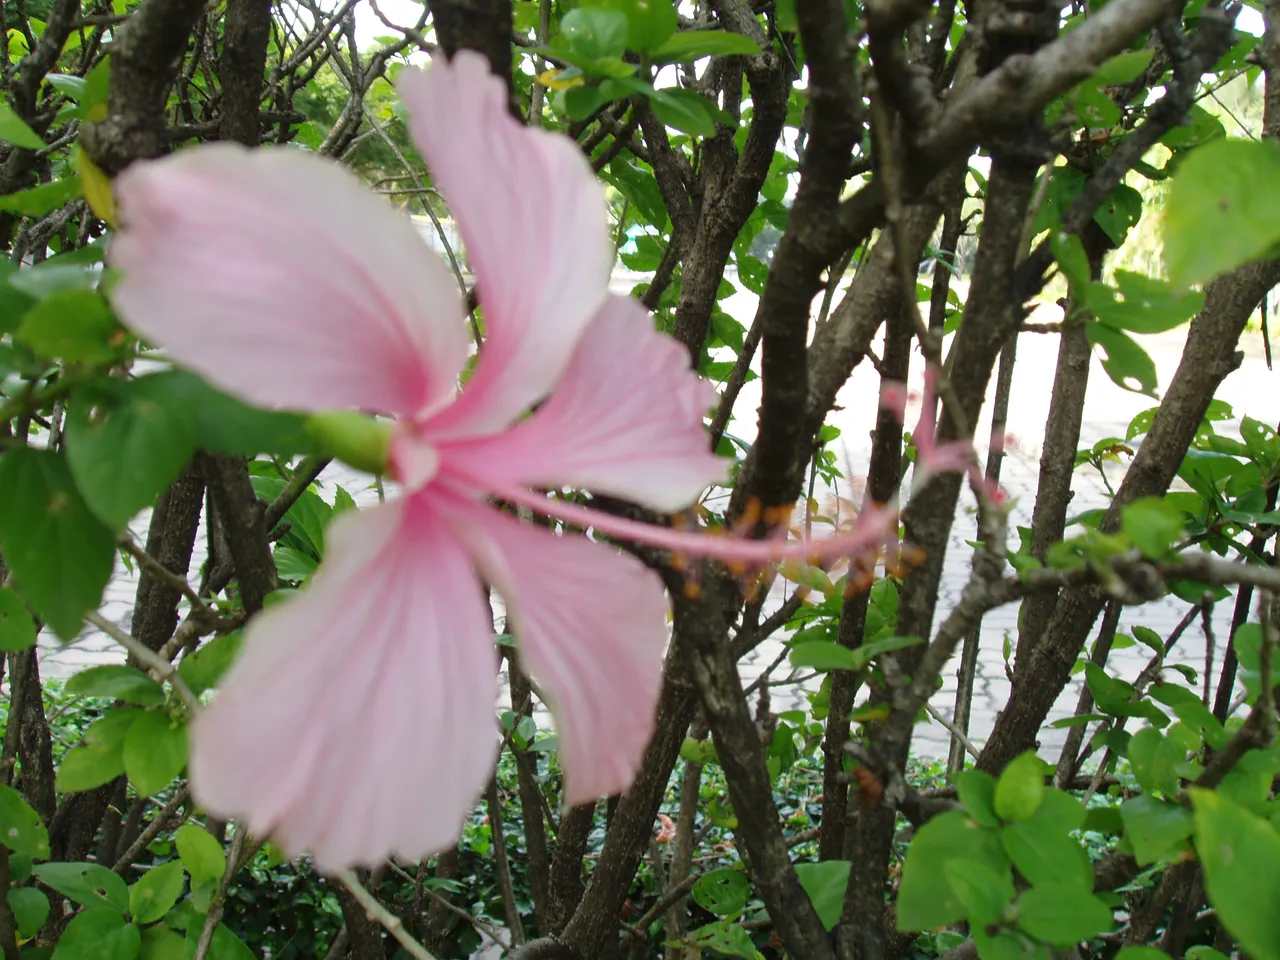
[305,411,392,476]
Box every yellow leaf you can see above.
[75,145,116,227]
[536,68,584,91]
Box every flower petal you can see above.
[110,143,468,417]
[398,52,613,435]
[189,495,499,871]
[442,495,668,803]
[438,296,727,512]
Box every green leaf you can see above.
[0,588,37,652]
[175,825,225,883]
[138,926,185,960]
[789,641,856,671]
[1092,184,1144,246]
[45,74,87,100]
[1191,788,1280,960]
[560,7,629,61]
[7,886,50,939]
[1090,48,1154,85]
[651,29,761,61]
[66,378,198,530]
[943,859,1014,926]
[128,861,185,924]
[273,545,318,581]
[0,102,46,150]
[57,708,140,793]
[0,177,81,217]
[1015,883,1113,946]
[896,811,1009,931]
[955,769,1000,828]
[1120,496,1185,558]
[1087,272,1203,335]
[1086,323,1157,396]
[66,666,164,707]
[51,907,141,960]
[600,0,678,52]
[994,751,1046,822]
[123,712,188,798]
[794,860,850,931]
[1074,85,1120,127]
[1127,727,1182,796]
[0,449,115,641]
[57,744,126,793]
[1115,949,1170,960]
[1003,818,1092,890]
[16,289,118,364]
[177,633,242,696]
[1119,795,1194,865]
[1050,231,1091,297]
[0,786,48,860]
[150,372,313,457]
[648,86,718,137]
[851,635,923,668]
[691,867,750,916]
[972,928,1038,960]
[1163,138,1280,289]
[33,861,129,911]
[209,925,254,960]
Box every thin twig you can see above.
[117,534,217,621]
[112,785,190,873]
[84,611,199,711]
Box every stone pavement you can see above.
[28,289,1280,764]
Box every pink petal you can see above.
[437,295,727,513]
[189,495,499,871]
[440,494,668,803]
[110,143,468,417]
[397,53,613,436]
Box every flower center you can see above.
[389,423,441,493]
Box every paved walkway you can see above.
[30,286,1280,763]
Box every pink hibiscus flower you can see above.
[107,52,906,870]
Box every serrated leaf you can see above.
[16,289,119,364]
[691,867,750,915]
[8,886,49,939]
[34,861,129,911]
[944,858,1014,927]
[955,769,1000,828]
[1191,789,1280,960]
[123,712,188,798]
[175,825,225,883]
[651,29,761,61]
[66,377,198,530]
[51,906,140,960]
[1127,726,1182,796]
[0,102,46,150]
[177,633,242,696]
[66,666,164,707]
[1015,883,1113,946]
[138,925,185,960]
[0,177,81,217]
[994,751,1046,822]
[148,371,314,457]
[128,860,185,924]
[0,785,48,859]
[0,449,115,641]
[896,811,1009,931]
[1163,138,1280,289]
[794,860,850,931]
[0,588,37,652]
[1119,795,1194,865]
